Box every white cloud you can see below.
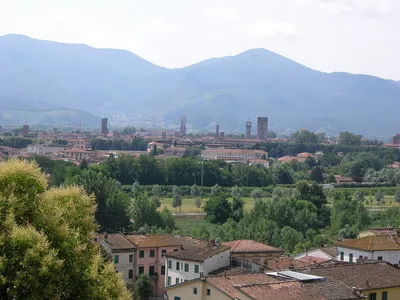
[247,20,299,37]
[207,7,237,20]
[140,20,173,34]
[321,0,400,17]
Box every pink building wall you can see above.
[136,245,181,297]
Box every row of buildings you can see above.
[99,229,400,300]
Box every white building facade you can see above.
[335,236,400,266]
[337,246,400,266]
[165,247,230,287]
[99,234,136,286]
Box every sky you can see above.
[0,0,399,80]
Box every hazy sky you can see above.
[1,0,399,79]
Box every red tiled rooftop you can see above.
[206,273,280,299]
[335,235,400,251]
[300,261,400,291]
[296,255,330,265]
[125,234,183,248]
[222,240,283,253]
[100,234,135,251]
[237,281,326,300]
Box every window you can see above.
[349,253,353,263]
[149,265,155,276]
[378,256,383,261]
[382,291,388,300]
[176,278,179,284]
[128,269,133,279]
[368,293,377,300]
[174,297,181,300]
[150,250,155,257]
[168,260,172,269]
[162,249,167,256]
[161,266,166,275]
[114,255,119,264]
[207,289,211,296]
[184,263,189,272]
[176,262,180,271]
[340,252,344,261]
[138,266,144,275]
[193,287,198,294]
[174,249,179,252]
[129,254,133,263]
[167,276,171,286]
[139,250,145,258]
[194,264,199,273]
[359,255,363,259]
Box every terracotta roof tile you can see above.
[165,245,230,262]
[267,257,308,271]
[100,234,135,251]
[206,274,280,299]
[125,234,183,248]
[237,281,326,300]
[335,236,400,251]
[222,240,283,253]
[300,262,400,290]
[296,255,330,265]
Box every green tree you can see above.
[280,226,303,254]
[231,186,242,198]
[191,184,201,198]
[338,132,362,146]
[152,184,161,196]
[231,195,244,222]
[311,166,324,183]
[172,193,182,212]
[134,274,153,300]
[290,130,320,144]
[251,188,264,200]
[375,190,385,205]
[0,159,130,300]
[395,190,400,203]
[211,184,221,196]
[151,196,161,208]
[76,170,131,232]
[194,198,202,212]
[353,190,365,202]
[203,194,232,224]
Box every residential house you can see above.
[300,261,400,300]
[278,152,318,164]
[165,244,231,287]
[222,240,284,266]
[293,246,337,264]
[99,234,136,286]
[335,236,400,265]
[61,148,94,161]
[201,149,268,163]
[164,147,187,158]
[334,175,354,184]
[266,257,309,271]
[27,145,65,155]
[166,272,363,300]
[125,234,183,297]
[248,159,270,168]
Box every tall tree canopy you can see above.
[0,159,130,300]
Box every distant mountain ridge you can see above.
[0,34,399,137]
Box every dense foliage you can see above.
[0,159,130,299]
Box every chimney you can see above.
[366,280,370,288]
[104,233,108,240]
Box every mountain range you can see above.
[0,34,399,137]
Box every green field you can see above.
[159,194,399,214]
[159,197,257,214]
